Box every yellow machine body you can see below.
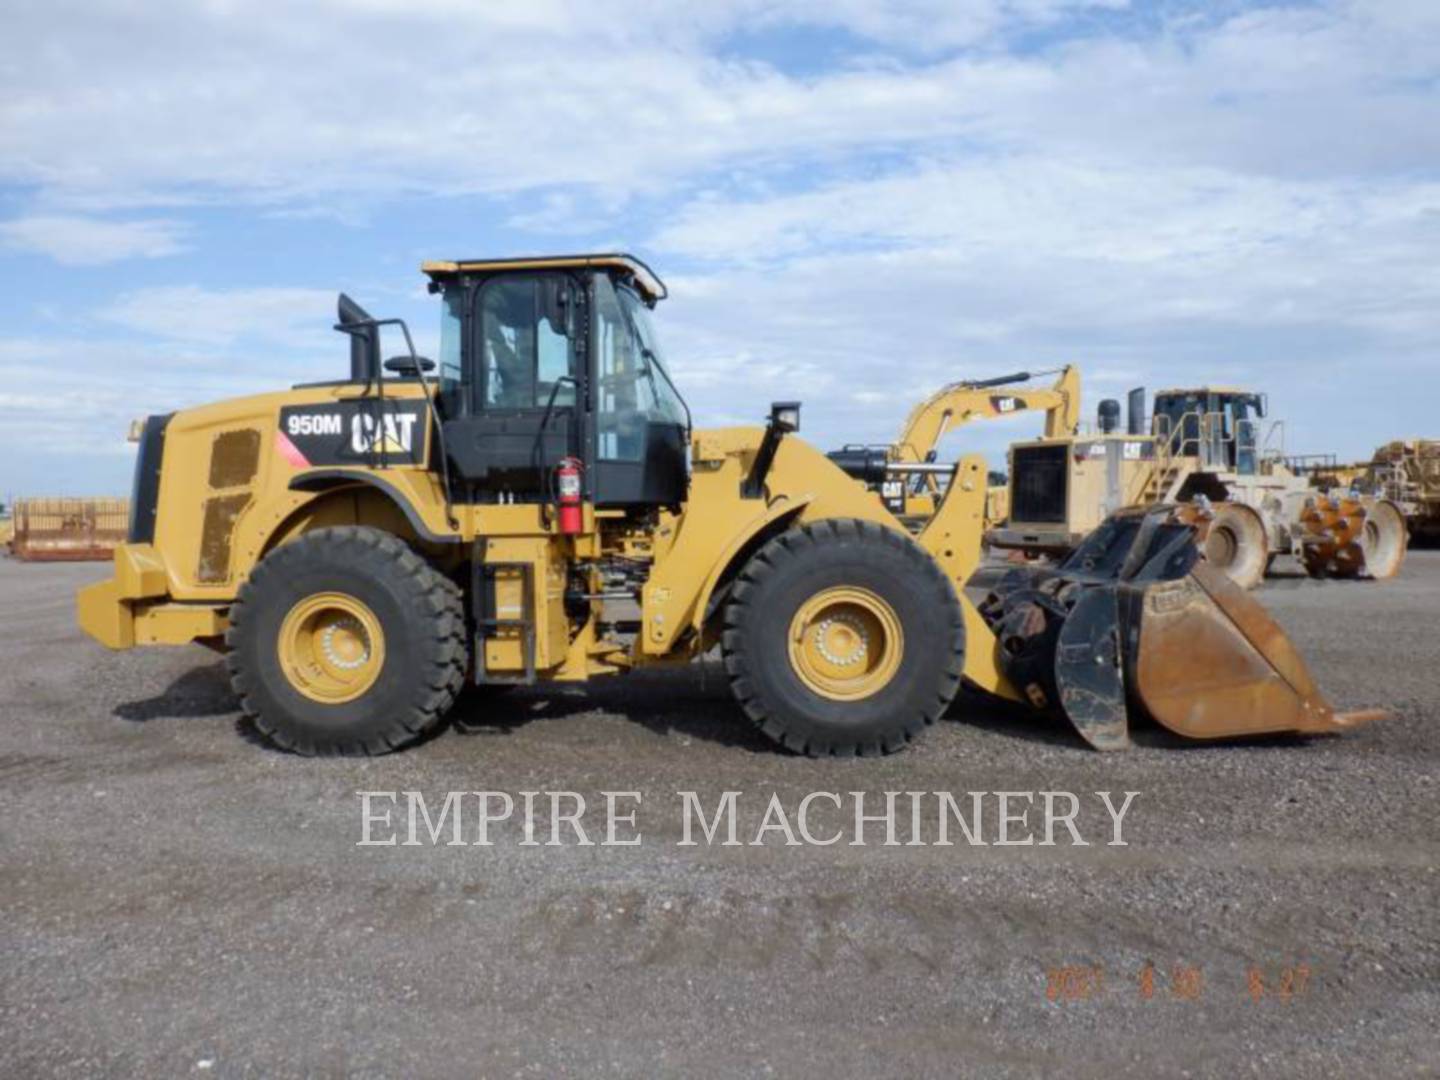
[78,386,1018,701]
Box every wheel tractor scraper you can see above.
[979,506,1388,750]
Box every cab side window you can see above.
[436,284,465,418]
[478,277,575,409]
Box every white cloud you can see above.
[0,326,377,494]
[722,0,1132,54]
[0,215,187,264]
[98,286,338,348]
[16,1,1428,211]
[0,340,268,460]
[650,165,1440,465]
[652,158,1440,338]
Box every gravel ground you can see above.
[1,553,1436,1078]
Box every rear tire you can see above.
[225,526,467,755]
[721,519,965,756]
[1203,502,1268,590]
[1359,500,1407,579]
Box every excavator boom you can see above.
[892,365,1081,464]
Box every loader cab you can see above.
[1151,387,1265,475]
[423,254,689,508]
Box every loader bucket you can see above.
[982,506,1386,749]
[1128,562,1383,740]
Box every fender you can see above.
[690,496,812,636]
[288,469,462,544]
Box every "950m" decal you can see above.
[276,401,427,468]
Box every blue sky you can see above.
[1,0,1437,496]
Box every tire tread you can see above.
[224,526,466,756]
[721,518,965,757]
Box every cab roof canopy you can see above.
[1156,387,1250,397]
[421,253,667,303]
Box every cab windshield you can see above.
[594,274,688,461]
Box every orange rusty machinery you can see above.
[10,498,130,562]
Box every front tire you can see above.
[225,526,467,755]
[721,519,966,756]
[1204,502,1269,590]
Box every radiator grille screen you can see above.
[1011,445,1068,524]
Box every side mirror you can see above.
[541,278,570,333]
[383,355,437,376]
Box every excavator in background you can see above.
[828,366,1080,523]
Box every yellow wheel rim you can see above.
[788,586,903,701]
[277,592,386,704]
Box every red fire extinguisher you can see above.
[556,457,584,535]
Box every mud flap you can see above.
[1053,586,1129,751]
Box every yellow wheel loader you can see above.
[77,254,1382,755]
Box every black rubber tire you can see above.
[225,526,467,755]
[456,682,518,707]
[721,518,966,757]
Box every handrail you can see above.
[1150,409,1280,476]
[1260,419,1285,464]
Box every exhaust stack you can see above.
[1127,387,1147,435]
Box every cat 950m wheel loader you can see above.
[77,254,1382,755]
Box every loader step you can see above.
[472,558,536,686]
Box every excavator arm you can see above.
[892,365,1081,464]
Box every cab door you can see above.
[441,273,582,496]
[587,273,688,507]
